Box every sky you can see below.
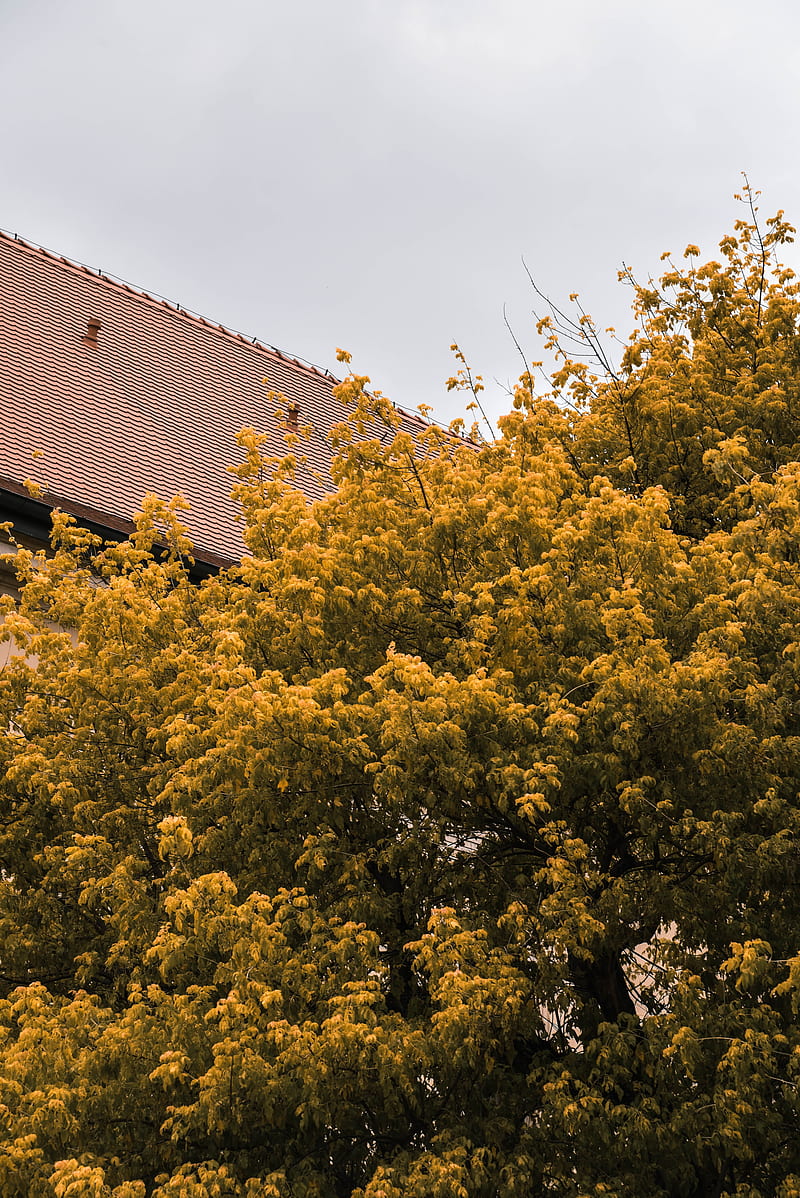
[2,0,800,429]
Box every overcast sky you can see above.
[2,0,800,428]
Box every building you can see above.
[0,229,431,580]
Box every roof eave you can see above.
[0,479,235,579]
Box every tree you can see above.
[2,194,800,1197]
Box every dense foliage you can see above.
[3,197,800,1196]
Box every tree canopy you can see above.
[3,193,800,1196]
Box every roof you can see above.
[0,230,433,565]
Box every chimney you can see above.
[82,316,101,346]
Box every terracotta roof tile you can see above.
[0,231,435,564]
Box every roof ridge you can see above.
[0,226,452,434]
[0,226,341,388]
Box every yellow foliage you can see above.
[1,193,800,1193]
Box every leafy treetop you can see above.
[2,193,800,1197]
